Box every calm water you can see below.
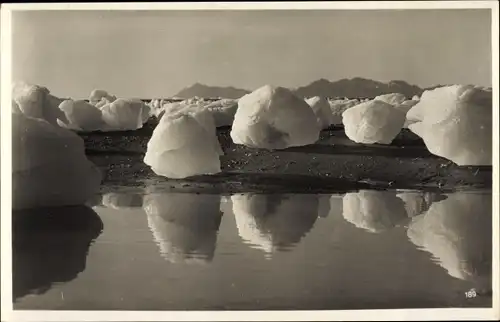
[12,188,492,310]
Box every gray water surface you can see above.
[12,188,492,310]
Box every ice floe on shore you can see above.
[231,85,321,150]
[12,81,68,127]
[144,106,223,179]
[406,85,492,166]
[305,96,335,129]
[342,99,406,144]
[12,113,102,210]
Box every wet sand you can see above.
[79,121,492,193]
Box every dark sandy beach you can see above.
[79,120,492,194]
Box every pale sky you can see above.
[12,9,492,99]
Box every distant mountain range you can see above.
[175,83,250,99]
[173,78,458,100]
[292,77,425,99]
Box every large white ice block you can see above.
[144,107,222,179]
[12,113,102,210]
[407,85,492,165]
[342,100,406,144]
[230,85,321,150]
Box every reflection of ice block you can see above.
[144,107,222,179]
[407,85,492,166]
[58,99,104,131]
[342,100,406,144]
[85,194,103,208]
[396,191,446,218]
[305,96,335,129]
[317,194,332,218]
[328,194,344,218]
[317,194,346,219]
[232,193,319,255]
[12,205,103,300]
[407,192,492,290]
[12,113,102,210]
[231,85,321,150]
[102,192,144,209]
[220,195,233,215]
[143,193,222,264]
[342,190,408,233]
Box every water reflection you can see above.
[317,194,334,218]
[396,191,447,218]
[232,193,318,256]
[342,190,409,233]
[407,192,492,292]
[85,193,103,208]
[318,194,344,219]
[12,205,103,301]
[342,190,447,233]
[102,192,144,209]
[220,195,233,215]
[143,192,223,264]
[12,188,493,310]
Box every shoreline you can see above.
[80,122,492,193]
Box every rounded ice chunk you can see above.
[328,98,359,125]
[89,89,116,105]
[230,85,321,150]
[95,97,113,109]
[394,100,419,128]
[305,96,335,129]
[406,85,492,165]
[12,81,67,126]
[144,106,222,179]
[57,99,104,132]
[204,98,239,127]
[342,100,406,144]
[373,93,407,106]
[100,98,148,131]
[12,113,102,210]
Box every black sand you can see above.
[79,121,492,194]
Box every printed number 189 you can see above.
[465,289,477,298]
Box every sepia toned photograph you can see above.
[1,1,498,321]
